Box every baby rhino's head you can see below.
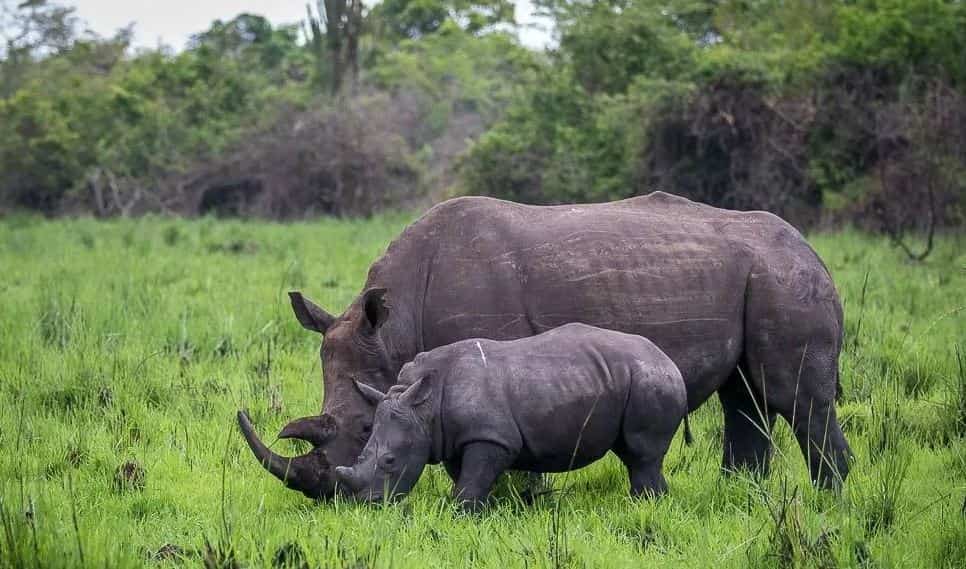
[335,373,435,502]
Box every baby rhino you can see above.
[335,323,689,509]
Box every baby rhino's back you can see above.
[439,324,679,472]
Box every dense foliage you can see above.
[0,0,530,217]
[1,0,963,233]
[462,0,965,230]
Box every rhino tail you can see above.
[683,413,694,446]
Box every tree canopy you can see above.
[1,0,962,233]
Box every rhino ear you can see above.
[353,380,386,406]
[360,288,389,333]
[289,291,335,334]
[399,372,434,408]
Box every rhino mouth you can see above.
[333,465,405,504]
[236,410,334,500]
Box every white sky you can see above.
[70,0,552,50]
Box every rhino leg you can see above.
[443,460,460,483]
[742,343,851,488]
[446,458,541,503]
[624,460,668,498]
[616,367,685,498]
[719,369,777,477]
[741,264,852,489]
[786,399,850,490]
[615,436,669,498]
[451,442,515,512]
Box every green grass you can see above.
[0,215,963,568]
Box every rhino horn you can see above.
[278,414,337,447]
[334,465,360,493]
[237,410,330,499]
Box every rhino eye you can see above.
[380,454,396,468]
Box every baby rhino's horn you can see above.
[334,466,361,493]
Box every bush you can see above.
[178,93,423,218]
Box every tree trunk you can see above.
[307,0,363,95]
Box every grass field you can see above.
[0,215,963,568]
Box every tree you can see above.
[305,0,366,94]
[1,0,77,56]
[1,0,79,95]
[189,14,305,82]
[372,0,515,40]
[462,0,964,235]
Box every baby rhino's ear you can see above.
[399,372,434,408]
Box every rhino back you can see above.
[430,324,669,471]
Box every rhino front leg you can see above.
[452,442,515,512]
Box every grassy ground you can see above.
[0,215,963,568]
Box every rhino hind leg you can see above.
[719,370,777,477]
[615,373,682,498]
[752,340,852,488]
[742,342,852,489]
[624,458,668,498]
[614,437,669,497]
[758,348,851,489]
[786,398,851,489]
[612,417,668,497]
[742,265,852,489]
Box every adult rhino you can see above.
[238,192,851,499]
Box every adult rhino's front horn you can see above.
[236,410,335,499]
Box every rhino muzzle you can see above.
[237,410,335,499]
[334,466,386,502]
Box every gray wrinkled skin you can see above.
[335,324,688,509]
[240,192,851,497]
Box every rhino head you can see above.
[334,375,435,503]
[238,288,402,499]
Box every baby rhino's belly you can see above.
[511,395,625,473]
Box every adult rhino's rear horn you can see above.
[278,414,337,447]
[236,410,333,499]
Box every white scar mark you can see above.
[476,341,487,367]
